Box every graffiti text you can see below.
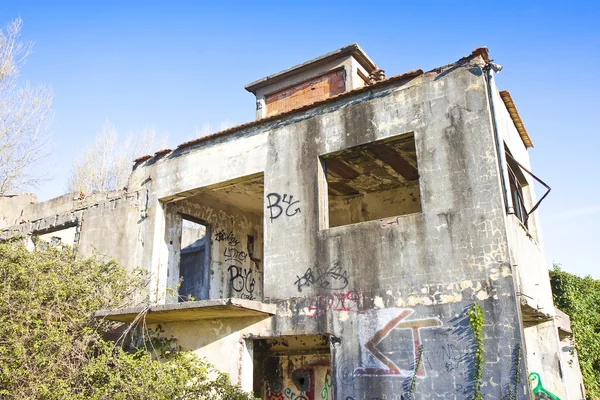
[224,247,248,264]
[308,290,365,318]
[228,265,255,295]
[295,261,348,292]
[215,230,240,247]
[266,193,301,222]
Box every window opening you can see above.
[505,151,551,228]
[178,215,209,302]
[32,224,78,250]
[320,132,421,228]
[506,156,528,226]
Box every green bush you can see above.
[0,240,254,399]
[550,265,600,400]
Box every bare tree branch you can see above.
[68,122,165,193]
[0,18,54,194]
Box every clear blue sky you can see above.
[1,1,598,278]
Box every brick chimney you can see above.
[245,43,379,120]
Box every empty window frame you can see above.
[32,224,78,250]
[320,133,421,228]
[504,150,551,229]
[178,215,210,302]
[506,155,529,227]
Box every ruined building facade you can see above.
[1,45,585,399]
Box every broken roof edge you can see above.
[499,90,534,148]
[133,154,152,163]
[154,148,172,156]
[245,43,378,93]
[471,46,490,63]
[94,298,277,324]
[133,149,175,167]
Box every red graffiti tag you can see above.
[307,291,365,318]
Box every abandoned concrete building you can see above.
[0,44,586,399]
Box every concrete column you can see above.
[256,96,266,120]
[148,199,168,304]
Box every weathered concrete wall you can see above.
[349,57,370,89]
[555,309,586,399]
[0,190,149,282]
[0,193,37,229]
[494,86,569,397]
[524,321,566,398]
[76,192,147,279]
[155,316,271,391]
[559,339,586,400]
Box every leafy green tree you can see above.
[0,240,254,399]
[549,264,600,399]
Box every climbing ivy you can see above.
[468,302,485,400]
[406,344,424,399]
[0,241,254,399]
[506,344,521,400]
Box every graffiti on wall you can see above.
[215,229,240,246]
[320,370,332,399]
[217,230,261,300]
[430,343,468,373]
[295,261,349,292]
[263,361,330,400]
[529,372,561,400]
[336,309,443,399]
[228,265,256,300]
[307,290,365,318]
[282,387,309,400]
[266,193,301,222]
[224,246,248,264]
[269,379,313,400]
[354,309,442,378]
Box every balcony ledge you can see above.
[94,298,276,324]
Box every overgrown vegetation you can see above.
[0,241,254,399]
[468,302,484,400]
[406,344,424,399]
[550,264,600,400]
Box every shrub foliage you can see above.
[549,265,600,399]
[0,241,254,399]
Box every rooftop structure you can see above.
[245,43,379,120]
